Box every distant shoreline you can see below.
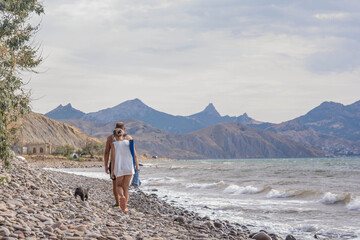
[20,154,173,169]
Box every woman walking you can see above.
[110,128,139,211]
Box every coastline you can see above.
[0,156,297,240]
[21,154,173,169]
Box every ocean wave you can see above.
[320,192,351,205]
[297,225,318,233]
[266,189,293,198]
[185,181,225,189]
[169,165,189,170]
[266,189,316,199]
[223,185,269,194]
[347,198,360,211]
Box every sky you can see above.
[27,0,360,123]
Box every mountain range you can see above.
[45,99,258,134]
[44,98,360,156]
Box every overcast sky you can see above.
[27,0,360,123]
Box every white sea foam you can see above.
[142,177,178,186]
[297,225,318,232]
[347,198,360,211]
[266,189,292,198]
[223,185,262,194]
[186,181,225,189]
[320,192,350,205]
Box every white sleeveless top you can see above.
[113,140,134,177]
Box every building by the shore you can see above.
[12,143,54,155]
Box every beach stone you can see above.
[7,199,23,207]
[269,233,283,240]
[75,225,87,232]
[0,210,16,217]
[205,221,215,229]
[285,235,296,240]
[136,232,144,240]
[40,191,48,198]
[11,182,20,188]
[1,173,12,183]
[21,207,35,214]
[0,226,10,236]
[214,222,223,228]
[174,216,185,223]
[44,226,53,232]
[106,236,118,240]
[44,220,53,225]
[25,236,37,240]
[252,232,272,240]
[44,230,56,236]
[85,232,102,238]
[30,190,41,197]
[33,214,50,222]
[12,224,31,231]
[0,202,7,210]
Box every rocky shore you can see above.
[0,156,299,240]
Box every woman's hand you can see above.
[105,165,109,174]
[135,164,139,170]
[111,173,115,179]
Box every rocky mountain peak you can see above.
[113,98,150,112]
[45,103,85,120]
[202,103,221,117]
[318,101,344,109]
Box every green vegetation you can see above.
[67,155,84,162]
[0,176,6,183]
[0,0,44,168]
[81,140,105,156]
[53,141,104,160]
[53,145,75,157]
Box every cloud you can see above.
[27,0,360,123]
[314,12,349,20]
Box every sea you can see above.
[49,158,360,240]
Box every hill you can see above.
[18,113,97,149]
[265,100,360,155]
[61,118,323,159]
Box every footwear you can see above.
[120,196,126,211]
[112,204,119,207]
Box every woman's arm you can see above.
[110,143,115,178]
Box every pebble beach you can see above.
[0,156,300,240]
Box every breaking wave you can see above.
[266,189,316,199]
[320,192,351,205]
[266,189,293,198]
[347,198,360,211]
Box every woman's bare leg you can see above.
[122,175,132,210]
[116,176,125,199]
[113,180,119,206]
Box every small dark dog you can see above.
[74,187,89,201]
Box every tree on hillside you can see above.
[0,0,44,168]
